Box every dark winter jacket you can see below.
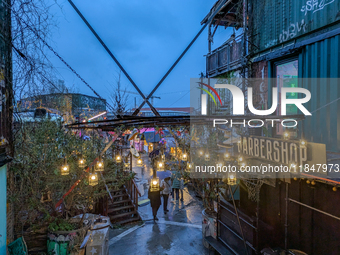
[148,188,161,209]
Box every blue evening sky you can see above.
[48,0,232,110]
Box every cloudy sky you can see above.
[47,0,231,110]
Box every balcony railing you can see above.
[206,34,244,77]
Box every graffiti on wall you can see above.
[265,0,334,48]
[301,0,335,16]
[279,19,307,44]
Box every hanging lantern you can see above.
[78,157,86,168]
[283,131,290,140]
[116,155,122,163]
[300,140,307,148]
[157,161,165,171]
[198,150,204,157]
[239,161,247,169]
[89,172,98,186]
[137,158,143,167]
[124,161,130,169]
[224,153,230,161]
[150,177,160,192]
[204,153,210,161]
[187,162,193,170]
[182,153,188,161]
[227,172,237,186]
[95,159,105,172]
[61,159,69,176]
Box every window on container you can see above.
[275,59,298,135]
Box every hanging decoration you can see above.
[204,153,210,161]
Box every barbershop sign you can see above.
[237,136,326,168]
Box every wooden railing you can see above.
[206,34,244,77]
[126,178,141,211]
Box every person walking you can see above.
[160,177,171,214]
[179,178,184,202]
[148,184,162,222]
[171,171,180,202]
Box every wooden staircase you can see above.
[96,179,142,225]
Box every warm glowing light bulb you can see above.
[199,151,203,155]
[91,175,96,180]
[63,166,68,170]
[238,157,243,162]
[152,180,157,185]
[98,163,102,167]
[183,154,187,158]
[159,163,163,167]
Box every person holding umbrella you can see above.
[160,177,171,214]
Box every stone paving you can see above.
[109,153,209,255]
